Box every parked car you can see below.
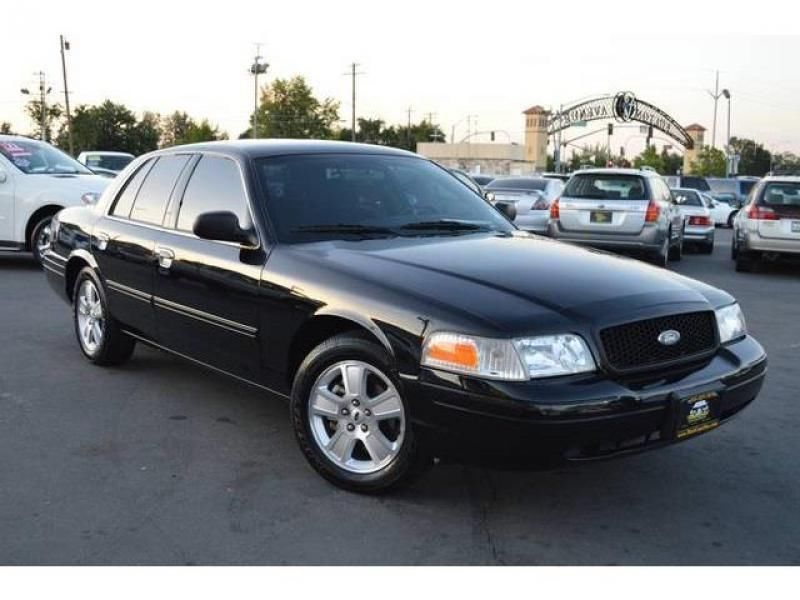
[672,188,714,253]
[707,176,759,206]
[548,168,685,267]
[77,151,135,177]
[0,135,111,265]
[449,168,486,197]
[664,175,712,192]
[484,176,564,234]
[470,173,495,187]
[44,140,765,493]
[732,175,800,272]
[703,192,739,227]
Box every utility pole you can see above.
[708,70,723,149]
[406,107,413,150]
[59,36,74,155]
[344,62,364,142]
[249,44,269,139]
[38,71,47,142]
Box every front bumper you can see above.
[405,335,766,465]
[547,221,665,253]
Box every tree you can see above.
[55,100,159,156]
[772,152,800,174]
[690,147,727,177]
[24,99,63,142]
[0,122,14,134]
[661,148,683,176]
[336,117,445,152]
[567,144,610,171]
[161,112,226,147]
[728,137,771,176]
[633,145,663,172]
[241,76,340,139]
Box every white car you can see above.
[76,151,135,177]
[0,135,111,265]
[702,192,739,227]
[673,188,715,254]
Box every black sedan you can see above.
[43,140,766,493]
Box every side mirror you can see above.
[495,201,517,221]
[484,191,496,203]
[193,211,259,248]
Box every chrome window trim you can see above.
[153,296,258,338]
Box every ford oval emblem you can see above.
[658,330,681,346]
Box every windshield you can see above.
[762,182,800,207]
[673,189,703,206]
[0,139,93,175]
[564,174,647,200]
[486,178,548,191]
[255,154,514,243]
[85,154,134,171]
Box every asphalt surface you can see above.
[1,229,798,565]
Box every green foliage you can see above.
[241,76,340,139]
[24,99,63,142]
[772,152,800,173]
[567,144,610,171]
[632,145,683,175]
[55,100,159,156]
[727,137,772,176]
[0,122,14,134]
[161,112,226,147]
[690,147,727,177]
[336,117,445,151]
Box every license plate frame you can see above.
[674,390,721,441]
[590,210,613,224]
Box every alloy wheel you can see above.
[76,279,105,354]
[308,360,405,474]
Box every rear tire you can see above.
[668,230,683,262]
[290,332,430,494]
[651,233,670,268]
[73,267,136,366]
[727,211,738,228]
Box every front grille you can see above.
[600,311,717,372]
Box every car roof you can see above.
[573,168,658,177]
[0,134,38,143]
[153,139,417,160]
[763,175,800,183]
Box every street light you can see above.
[722,89,732,175]
[249,46,269,139]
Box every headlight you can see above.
[81,192,101,206]
[514,334,596,378]
[715,303,746,344]
[421,332,596,381]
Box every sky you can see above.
[2,0,799,159]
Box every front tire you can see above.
[30,216,54,267]
[73,268,136,365]
[290,332,429,493]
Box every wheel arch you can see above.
[286,311,396,387]
[24,204,64,250]
[64,250,99,302]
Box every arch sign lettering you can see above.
[549,92,694,149]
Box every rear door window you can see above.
[129,155,191,225]
[176,155,251,232]
[564,174,647,200]
[111,158,155,218]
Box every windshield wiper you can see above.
[399,220,486,231]
[292,224,398,237]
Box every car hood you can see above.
[287,232,732,335]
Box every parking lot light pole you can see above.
[249,45,269,139]
[60,36,74,156]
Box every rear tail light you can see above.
[549,198,560,219]
[688,216,712,226]
[747,204,779,220]
[645,200,660,223]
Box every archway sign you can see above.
[548,92,694,150]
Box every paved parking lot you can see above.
[1,229,798,565]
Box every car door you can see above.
[0,157,14,243]
[152,153,265,382]
[94,154,192,339]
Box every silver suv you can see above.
[732,175,800,272]
[548,168,684,267]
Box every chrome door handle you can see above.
[95,232,110,251]
[155,246,175,270]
